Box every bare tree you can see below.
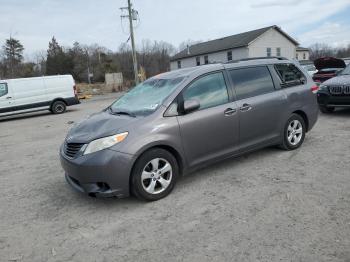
[309,43,336,60]
[178,39,202,53]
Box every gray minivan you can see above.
[60,58,319,201]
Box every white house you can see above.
[296,47,310,61]
[170,25,301,70]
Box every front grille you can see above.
[344,85,350,95]
[64,143,84,158]
[329,85,343,95]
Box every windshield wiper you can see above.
[108,107,136,117]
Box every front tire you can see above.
[51,101,66,114]
[131,148,178,201]
[280,114,306,150]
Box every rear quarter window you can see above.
[274,64,306,87]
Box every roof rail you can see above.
[226,56,289,64]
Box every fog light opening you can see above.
[88,193,96,198]
[96,182,110,191]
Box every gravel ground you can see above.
[1,95,350,262]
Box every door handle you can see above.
[6,96,12,99]
[224,108,236,116]
[240,103,252,112]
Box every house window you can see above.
[196,57,200,66]
[296,53,299,60]
[177,60,181,69]
[227,51,232,61]
[303,53,306,60]
[204,55,209,64]
[276,47,281,57]
[266,48,271,57]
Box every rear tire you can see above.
[319,105,335,113]
[280,114,306,151]
[51,101,66,114]
[131,148,178,201]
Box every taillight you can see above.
[311,85,319,94]
[73,85,77,96]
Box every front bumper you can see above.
[60,146,135,198]
[317,91,350,107]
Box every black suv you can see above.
[317,63,350,113]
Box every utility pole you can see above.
[121,0,139,85]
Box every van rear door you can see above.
[44,75,75,101]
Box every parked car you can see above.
[302,64,317,76]
[0,75,79,117]
[312,57,346,83]
[60,58,319,201]
[317,63,350,113]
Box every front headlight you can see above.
[84,132,128,155]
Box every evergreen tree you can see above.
[2,37,24,77]
[46,37,73,75]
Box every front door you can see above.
[177,71,239,167]
[0,82,15,114]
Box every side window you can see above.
[274,64,306,87]
[229,66,275,100]
[0,83,8,97]
[183,72,229,110]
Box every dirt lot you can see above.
[1,95,350,262]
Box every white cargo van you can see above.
[0,75,80,116]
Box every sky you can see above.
[1,0,350,59]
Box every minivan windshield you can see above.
[109,76,184,116]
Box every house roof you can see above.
[296,46,309,51]
[171,25,299,61]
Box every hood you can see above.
[323,74,350,86]
[314,57,346,70]
[66,110,138,143]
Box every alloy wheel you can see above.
[141,158,173,194]
[287,119,303,146]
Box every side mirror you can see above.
[183,99,200,114]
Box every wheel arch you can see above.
[128,143,186,193]
[292,110,309,132]
[50,98,67,108]
[131,144,185,176]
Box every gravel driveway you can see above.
[1,95,349,262]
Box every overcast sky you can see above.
[1,0,350,58]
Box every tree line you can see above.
[1,37,350,82]
[0,37,177,82]
[309,43,350,61]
